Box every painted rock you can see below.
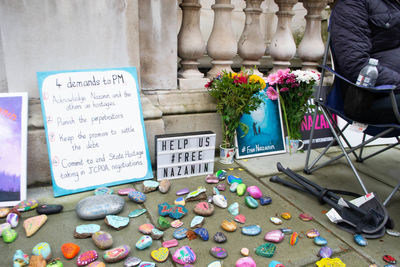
[246,185,262,199]
[216,170,227,180]
[176,188,190,196]
[186,186,207,202]
[316,258,346,267]
[29,255,46,267]
[76,195,125,220]
[289,232,299,245]
[354,234,368,246]
[270,217,283,225]
[171,219,184,228]
[240,247,250,256]
[213,232,227,243]
[150,247,169,262]
[158,202,188,219]
[269,260,285,267]
[227,175,242,184]
[208,195,214,203]
[0,222,11,235]
[314,236,328,246]
[87,261,106,267]
[77,250,98,266]
[306,228,320,238]
[124,256,142,267]
[194,227,209,240]
[208,261,223,267]
[159,179,171,194]
[61,243,80,259]
[128,191,146,204]
[136,235,153,250]
[23,214,47,237]
[221,219,237,232]
[386,229,400,237]
[228,202,239,216]
[74,224,101,238]
[158,216,171,229]
[236,184,247,196]
[193,202,214,216]
[128,208,147,218]
[244,196,258,208]
[36,204,63,215]
[255,243,276,258]
[281,212,291,220]
[280,227,293,235]
[172,246,196,265]
[16,199,38,211]
[210,247,228,259]
[260,196,272,205]
[6,212,18,228]
[138,262,156,267]
[236,257,256,267]
[234,214,246,224]
[32,242,52,261]
[229,182,239,193]
[299,213,313,221]
[174,197,186,206]
[264,230,285,243]
[162,239,179,248]
[103,245,130,263]
[187,231,197,241]
[190,216,204,228]
[318,246,332,258]
[173,227,188,240]
[241,224,262,236]
[213,187,220,195]
[206,174,219,184]
[117,188,136,196]
[105,215,129,230]
[94,186,113,195]
[213,195,228,208]
[151,228,164,240]
[383,254,396,264]
[92,231,113,249]
[138,223,155,235]
[216,183,226,191]
[13,249,29,267]
[143,180,159,193]
[0,207,10,218]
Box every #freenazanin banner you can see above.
[38,67,153,197]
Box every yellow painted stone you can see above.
[151,247,169,262]
[316,258,346,267]
[281,212,291,220]
[221,219,237,232]
[0,208,10,218]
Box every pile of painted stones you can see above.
[1,169,398,267]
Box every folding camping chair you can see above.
[303,21,400,207]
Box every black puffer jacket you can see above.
[331,0,400,90]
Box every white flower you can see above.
[291,70,320,84]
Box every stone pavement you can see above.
[2,145,400,266]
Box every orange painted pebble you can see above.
[61,242,80,259]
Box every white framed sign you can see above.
[38,67,153,197]
[156,131,216,180]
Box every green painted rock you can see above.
[236,184,247,196]
[2,228,17,243]
[244,196,258,209]
[158,216,171,229]
[255,243,276,258]
[46,259,64,267]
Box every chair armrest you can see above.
[320,65,397,93]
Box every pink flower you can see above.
[205,80,213,88]
[280,87,289,92]
[266,87,279,100]
[267,73,278,86]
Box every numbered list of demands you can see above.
[41,70,149,190]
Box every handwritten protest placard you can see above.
[38,67,153,197]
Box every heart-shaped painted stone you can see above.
[23,214,47,237]
[241,225,262,236]
[16,199,39,211]
[32,242,52,261]
[264,230,285,243]
[128,191,146,203]
[139,223,155,235]
[128,208,147,218]
[221,219,237,232]
[206,174,219,184]
[150,247,169,262]
[136,235,153,250]
[236,184,247,196]
[228,202,239,216]
[234,214,246,224]
[61,242,80,259]
[246,186,262,199]
[255,243,276,258]
[213,195,227,208]
[103,245,130,263]
[190,216,204,228]
[77,250,98,266]
[172,246,196,265]
[105,215,130,230]
[13,249,29,266]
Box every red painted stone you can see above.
[61,243,80,259]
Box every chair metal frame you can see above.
[304,30,400,206]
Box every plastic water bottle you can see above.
[356,58,378,87]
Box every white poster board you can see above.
[38,67,153,197]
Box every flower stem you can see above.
[279,93,291,154]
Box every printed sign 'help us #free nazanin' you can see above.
[38,67,153,197]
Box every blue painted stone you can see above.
[105,215,130,230]
[216,170,227,180]
[13,249,29,266]
[194,228,209,241]
[269,260,284,267]
[75,224,101,237]
[94,186,113,195]
[128,191,146,203]
[227,202,239,216]
[139,262,156,267]
[280,228,293,235]
[260,196,272,205]
[190,216,204,228]
[229,182,239,193]
[173,227,188,240]
[128,208,147,218]
[318,246,333,258]
[314,236,328,246]
[227,175,242,185]
[213,187,220,195]
[244,196,259,209]
[354,234,368,246]
[143,180,159,188]
[32,242,52,261]
[158,202,188,219]
[124,256,142,267]
[241,225,262,236]
[136,235,153,250]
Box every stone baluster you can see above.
[178,0,209,89]
[269,0,298,73]
[206,0,237,78]
[297,0,328,71]
[238,0,266,77]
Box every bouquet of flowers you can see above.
[266,69,320,140]
[206,69,266,149]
